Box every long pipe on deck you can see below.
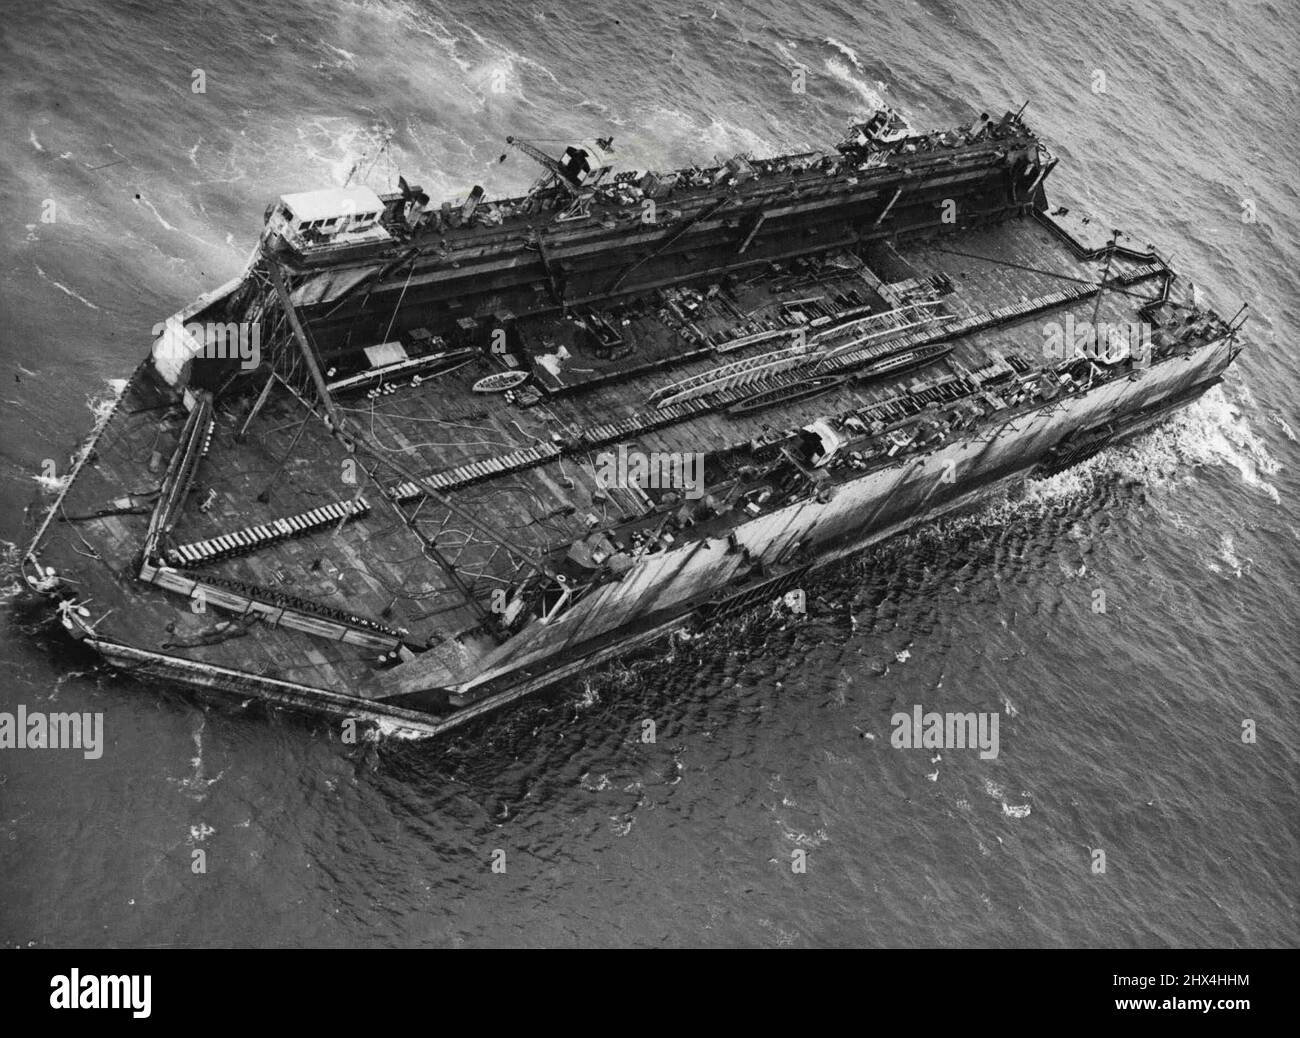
[237,370,277,440]
[262,251,344,433]
[143,392,212,558]
[605,195,732,294]
[1089,230,1122,332]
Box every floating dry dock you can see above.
[22,107,1243,735]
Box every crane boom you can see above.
[506,136,579,196]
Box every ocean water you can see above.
[0,0,1296,947]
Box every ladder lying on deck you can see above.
[141,392,214,561]
[806,301,949,372]
[648,341,818,408]
[646,302,950,408]
[163,497,370,567]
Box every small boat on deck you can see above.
[472,370,530,393]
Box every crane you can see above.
[506,136,581,197]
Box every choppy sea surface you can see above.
[0,0,1296,947]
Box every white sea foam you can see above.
[825,38,863,70]
[31,378,128,494]
[294,119,387,190]
[928,383,1282,543]
[34,265,100,310]
[0,540,25,605]
[581,771,612,792]
[633,106,787,163]
[575,678,600,710]
[87,379,125,427]
[32,471,69,493]
[781,825,829,848]
[460,21,563,87]
[170,715,224,799]
[372,717,436,740]
[1214,532,1250,578]
[468,54,528,105]
[823,57,888,112]
[323,42,357,64]
[1130,382,1282,503]
[983,778,1031,818]
[135,196,176,232]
